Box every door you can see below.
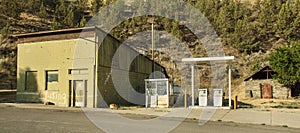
[157,81,168,107]
[262,83,272,99]
[73,80,87,107]
[213,89,223,107]
[198,89,207,106]
[150,87,157,107]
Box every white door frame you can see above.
[72,80,87,107]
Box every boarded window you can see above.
[25,71,38,92]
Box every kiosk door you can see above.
[213,89,223,107]
[198,89,207,106]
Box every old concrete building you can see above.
[244,66,290,99]
[15,27,167,107]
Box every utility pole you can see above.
[152,23,155,79]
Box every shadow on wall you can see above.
[16,67,42,103]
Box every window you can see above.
[45,70,59,90]
[25,71,37,92]
[68,69,88,75]
[46,71,58,82]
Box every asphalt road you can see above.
[0,106,299,133]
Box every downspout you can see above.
[93,29,99,108]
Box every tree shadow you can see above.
[16,67,41,103]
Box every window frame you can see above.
[45,70,59,90]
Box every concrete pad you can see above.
[221,109,271,125]
[211,109,230,121]
[272,111,300,128]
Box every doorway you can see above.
[261,83,272,99]
[70,80,87,107]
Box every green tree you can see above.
[63,5,75,28]
[215,0,236,37]
[27,0,41,14]
[103,0,116,6]
[38,2,47,22]
[267,41,300,87]
[230,17,259,53]
[276,1,293,39]
[78,16,86,27]
[171,21,183,41]
[290,0,300,38]
[291,0,300,17]
[51,17,59,30]
[291,12,300,38]
[0,0,21,18]
[256,0,276,38]
[1,23,11,38]
[91,0,102,15]
[74,0,88,23]
[162,18,172,32]
[55,0,67,21]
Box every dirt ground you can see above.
[240,98,300,109]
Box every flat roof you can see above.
[182,56,235,62]
[12,27,96,38]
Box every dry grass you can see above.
[240,98,300,108]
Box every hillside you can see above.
[1,0,300,102]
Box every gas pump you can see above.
[198,89,208,106]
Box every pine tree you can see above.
[230,17,259,53]
[291,0,300,17]
[91,0,101,15]
[63,5,75,28]
[257,0,273,34]
[74,0,88,23]
[0,0,21,18]
[51,17,59,30]
[162,18,171,32]
[1,23,11,38]
[256,0,283,38]
[103,0,116,6]
[79,16,86,27]
[28,0,42,14]
[56,0,67,21]
[216,5,233,37]
[38,2,47,22]
[276,1,293,39]
[171,21,183,41]
[291,11,300,38]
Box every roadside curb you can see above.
[0,103,82,112]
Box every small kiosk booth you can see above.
[145,78,173,108]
